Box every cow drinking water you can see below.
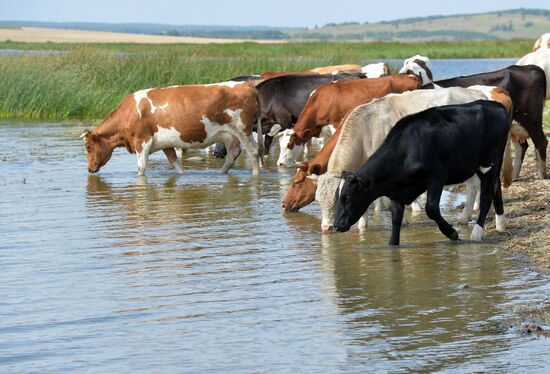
[81,82,261,176]
[333,100,511,245]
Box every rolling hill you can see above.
[1,8,549,41]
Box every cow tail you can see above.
[501,133,513,188]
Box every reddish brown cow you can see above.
[80,82,261,176]
[279,74,422,166]
[282,126,342,212]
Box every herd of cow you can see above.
[81,34,550,245]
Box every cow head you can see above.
[333,171,373,233]
[277,129,305,167]
[281,162,319,211]
[80,130,114,173]
[399,55,433,86]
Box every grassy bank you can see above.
[0,40,535,120]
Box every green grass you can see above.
[0,40,537,120]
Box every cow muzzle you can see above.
[282,202,300,212]
[333,225,350,233]
[321,224,334,233]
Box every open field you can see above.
[0,26,283,44]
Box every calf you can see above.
[333,100,511,245]
[81,82,261,176]
[281,74,422,167]
[401,57,547,179]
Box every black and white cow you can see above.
[401,57,547,179]
[333,100,511,245]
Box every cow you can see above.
[533,33,550,51]
[313,86,513,233]
[401,57,548,179]
[517,49,550,99]
[280,74,422,167]
[333,100,511,245]
[80,82,262,176]
[255,73,364,153]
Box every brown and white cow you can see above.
[279,74,421,166]
[533,33,550,51]
[81,82,261,176]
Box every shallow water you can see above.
[1,121,549,373]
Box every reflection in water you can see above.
[2,119,550,373]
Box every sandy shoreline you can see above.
[0,26,285,44]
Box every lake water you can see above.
[2,59,550,373]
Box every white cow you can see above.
[533,33,550,51]
[312,86,512,233]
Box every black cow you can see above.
[333,100,511,246]
[425,64,547,179]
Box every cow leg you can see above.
[528,117,548,179]
[136,140,152,176]
[357,211,368,232]
[512,138,523,179]
[493,179,506,232]
[374,198,383,213]
[470,172,495,241]
[213,143,228,158]
[425,179,459,241]
[389,200,405,246]
[536,148,547,179]
[163,148,184,174]
[220,137,241,174]
[459,175,480,225]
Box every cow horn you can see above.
[267,124,282,137]
[79,130,90,139]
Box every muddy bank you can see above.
[498,140,550,272]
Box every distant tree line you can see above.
[162,29,289,40]
[291,29,497,41]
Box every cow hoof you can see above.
[495,214,506,231]
[470,224,484,242]
[449,229,460,241]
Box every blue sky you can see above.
[1,0,549,27]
